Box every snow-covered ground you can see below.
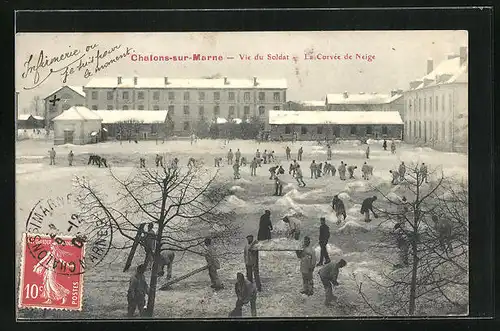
[15,138,468,318]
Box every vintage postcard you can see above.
[15,31,468,319]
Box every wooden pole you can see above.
[123,223,146,272]
[159,265,209,290]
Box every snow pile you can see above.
[314,243,343,258]
[337,220,370,234]
[338,192,351,201]
[252,237,303,251]
[385,192,402,203]
[230,185,245,193]
[235,178,252,184]
[345,180,372,193]
[219,195,248,213]
[274,195,306,216]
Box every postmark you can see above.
[18,233,84,311]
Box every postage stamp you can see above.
[18,233,85,311]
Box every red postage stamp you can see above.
[18,233,85,311]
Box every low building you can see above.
[17,114,45,129]
[268,110,403,140]
[94,110,169,140]
[52,107,102,145]
[285,100,325,111]
[44,86,86,128]
[325,91,404,119]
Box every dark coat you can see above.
[257,214,273,240]
[360,197,376,214]
[319,224,330,243]
[332,197,345,212]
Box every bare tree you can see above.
[354,163,468,316]
[116,120,144,141]
[31,95,43,116]
[74,162,240,317]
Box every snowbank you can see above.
[252,237,303,251]
[314,243,342,257]
[338,192,351,201]
[337,220,370,234]
[230,185,245,193]
[345,180,372,193]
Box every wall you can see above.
[44,87,86,128]
[54,120,101,145]
[103,122,165,140]
[269,124,403,141]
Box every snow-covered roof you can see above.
[45,85,86,100]
[301,100,325,107]
[18,114,45,121]
[94,110,169,124]
[269,111,404,125]
[52,107,102,121]
[215,117,245,124]
[411,57,468,90]
[326,93,401,105]
[85,77,287,89]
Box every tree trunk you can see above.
[408,231,418,315]
[144,250,160,317]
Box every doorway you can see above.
[64,130,74,144]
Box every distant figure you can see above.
[327,144,332,160]
[433,215,452,252]
[361,162,370,180]
[399,161,406,180]
[383,139,387,151]
[257,210,273,241]
[269,165,278,180]
[282,216,301,240]
[286,146,291,160]
[214,157,222,167]
[391,140,396,154]
[68,150,74,166]
[142,222,156,268]
[318,259,347,306]
[231,272,257,317]
[297,147,303,161]
[49,148,56,165]
[310,160,317,179]
[394,223,409,267]
[420,163,429,183]
[243,235,261,290]
[227,149,234,165]
[295,164,306,187]
[274,176,284,196]
[338,161,346,180]
[317,217,331,266]
[296,236,316,296]
[157,250,175,280]
[204,238,224,291]
[155,154,164,167]
[262,150,268,164]
[316,163,323,178]
[127,264,149,317]
[347,165,357,179]
[365,145,370,159]
[390,170,400,185]
[187,157,196,168]
[139,158,146,168]
[235,149,241,164]
[360,196,378,222]
[250,158,258,176]
[240,156,247,166]
[332,195,347,224]
[233,162,241,179]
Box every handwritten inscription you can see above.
[21,44,134,90]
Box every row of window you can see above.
[90,104,279,115]
[405,120,453,142]
[406,94,453,117]
[283,125,389,135]
[92,90,282,102]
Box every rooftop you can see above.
[326,93,402,105]
[45,85,86,99]
[85,77,287,89]
[18,114,44,121]
[269,110,404,125]
[301,100,326,107]
[411,56,468,90]
[52,106,102,121]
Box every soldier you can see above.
[204,238,224,290]
[250,158,258,176]
[295,164,306,187]
[327,144,332,160]
[227,149,234,165]
[285,146,291,161]
[99,156,108,168]
[187,157,196,168]
[420,163,429,183]
[394,223,409,267]
[310,160,318,179]
[155,154,163,167]
[338,161,346,180]
[317,163,323,178]
[270,150,276,162]
[399,161,406,180]
[139,158,146,168]
[262,150,268,164]
[332,195,347,224]
[347,165,357,179]
[276,165,285,176]
[157,250,175,280]
[297,146,303,161]
[269,165,278,180]
[383,139,388,151]
[255,149,261,165]
[360,196,378,222]
[214,157,222,167]
[243,235,261,291]
[361,162,370,180]
[433,215,452,252]
[365,145,370,159]
[235,149,241,164]
[282,216,301,240]
[169,158,179,170]
[296,236,316,296]
[318,259,347,306]
[233,162,241,180]
[317,217,331,266]
[257,210,273,241]
[240,156,247,166]
[127,264,149,317]
[48,147,56,165]
[390,170,400,185]
[68,150,74,166]
[397,196,409,227]
[142,222,156,268]
[391,140,396,154]
[274,176,284,196]
[231,272,257,317]
[330,164,337,177]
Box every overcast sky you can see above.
[15,31,467,113]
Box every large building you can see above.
[403,47,468,152]
[83,76,287,135]
[44,85,86,128]
[268,110,403,141]
[94,110,169,140]
[52,106,102,145]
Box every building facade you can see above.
[325,91,404,116]
[44,86,86,128]
[403,47,468,152]
[52,107,102,145]
[83,76,287,135]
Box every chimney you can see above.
[409,80,422,89]
[390,90,397,97]
[117,76,122,85]
[447,53,459,60]
[224,76,229,85]
[133,76,138,85]
[396,89,403,94]
[253,76,258,86]
[423,78,434,87]
[427,58,433,74]
[343,91,349,98]
[164,77,169,85]
[459,46,467,66]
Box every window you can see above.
[301,126,308,134]
[441,121,445,141]
[449,122,453,140]
[91,91,98,100]
[413,122,416,138]
[244,92,250,101]
[229,106,235,117]
[258,92,265,101]
[138,105,144,110]
[107,91,113,100]
[424,97,427,114]
[107,105,113,110]
[153,105,160,111]
[123,91,129,99]
[408,99,412,115]
[151,124,158,134]
[418,98,421,113]
[138,91,144,100]
[168,105,174,115]
[436,97,439,113]
[350,126,357,135]
[62,104,71,111]
[214,106,220,116]
[199,106,204,116]
[168,92,175,100]
[184,122,190,131]
[419,121,421,138]
[273,106,280,110]
[449,94,452,113]
[183,105,190,115]
[435,121,439,141]
[123,105,129,110]
[441,95,445,112]
[214,92,220,101]
[91,105,98,110]
[228,92,235,101]
[382,126,388,135]
[366,126,373,135]
[153,91,160,101]
[429,96,433,113]
[430,121,433,139]
[258,106,265,115]
[199,92,205,101]
[408,121,412,137]
[285,126,291,134]
[317,126,323,134]
[273,92,280,101]
[244,106,250,115]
